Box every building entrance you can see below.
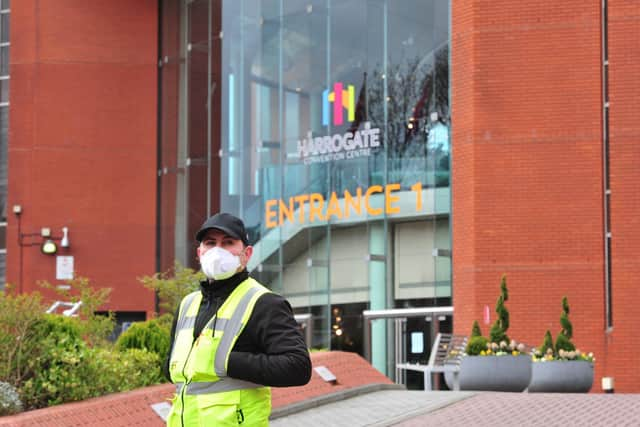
[363,307,453,390]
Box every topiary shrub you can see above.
[489,274,510,344]
[470,320,482,338]
[555,296,576,353]
[465,335,489,356]
[538,330,555,356]
[0,381,22,416]
[116,317,171,362]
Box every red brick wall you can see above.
[451,1,632,390]
[607,0,640,392]
[7,1,158,315]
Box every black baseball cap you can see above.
[196,213,250,245]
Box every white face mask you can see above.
[200,246,241,280]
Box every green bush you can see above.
[20,345,164,409]
[0,381,23,416]
[489,275,510,344]
[1,280,164,411]
[0,290,47,386]
[555,297,576,353]
[139,261,203,315]
[465,335,489,356]
[39,277,115,346]
[116,316,171,362]
[538,330,555,356]
[470,320,483,338]
[88,348,164,395]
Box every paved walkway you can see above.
[271,390,640,427]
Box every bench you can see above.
[396,333,468,391]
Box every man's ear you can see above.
[196,245,203,258]
[243,245,253,263]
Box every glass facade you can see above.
[161,0,450,376]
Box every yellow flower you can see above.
[480,350,486,356]
[512,350,518,356]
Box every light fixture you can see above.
[38,226,70,255]
[60,227,70,248]
[41,239,58,255]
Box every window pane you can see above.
[0,252,5,290]
[0,46,8,75]
[0,106,6,223]
[0,79,8,103]
[0,13,8,43]
[1,1,9,11]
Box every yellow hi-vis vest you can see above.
[167,278,271,427]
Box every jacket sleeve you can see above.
[227,293,312,387]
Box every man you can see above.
[164,212,312,426]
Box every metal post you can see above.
[364,318,371,362]
[294,313,313,347]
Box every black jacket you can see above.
[163,270,312,387]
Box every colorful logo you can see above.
[322,82,355,126]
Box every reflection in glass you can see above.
[212,0,451,357]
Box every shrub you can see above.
[18,314,91,409]
[465,336,489,356]
[0,381,22,416]
[489,275,510,344]
[116,316,171,362]
[20,345,164,409]
[471,320,482,338]
[139,261,203,315]
[0,290,47,386]
[555,297,576,353]
[39,276,115,346]
[2,279,165,411]
[87,348,164,396]
[538,330,555,356]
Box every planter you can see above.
[528,360,594,393]
[444,355,532,392]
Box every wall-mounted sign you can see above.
[265,182,424,228]
[296,81,381,165]
[56,256,74,280]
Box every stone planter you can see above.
[445,355,532,392]
[528,360,594,393]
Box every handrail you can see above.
[46,300,83,317]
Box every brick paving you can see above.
[393,392,640,427]
[271,390,474,427]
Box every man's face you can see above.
[197,229,252,270]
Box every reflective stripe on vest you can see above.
[174,378,262,395]
[214,285,260,376]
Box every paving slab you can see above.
[270,390,475,427]
[393,392,640,427]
